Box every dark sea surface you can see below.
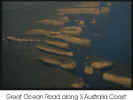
[2,2,131,89]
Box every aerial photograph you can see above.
[1,1,131,89]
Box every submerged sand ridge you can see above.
[6,35,70,49]
[100,7,110,14]
[43,39,70,49]
[57,8,100,15]
[36,45,73,57]
[39,55,76,70]
[7,36,41,42]
[103,73,131,88]
[25,29,61,36]
[84,66,94,75]
[77,2,100,8]
[57,6,111,16]
[59,26,82,36]
[84,59,112,75]
[34,16,70,26]
[53,34,91,47]
[91,61,112,69]
[25,26,83,36]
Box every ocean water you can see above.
[2,1,131,89]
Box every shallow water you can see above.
[2,1,131,89]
